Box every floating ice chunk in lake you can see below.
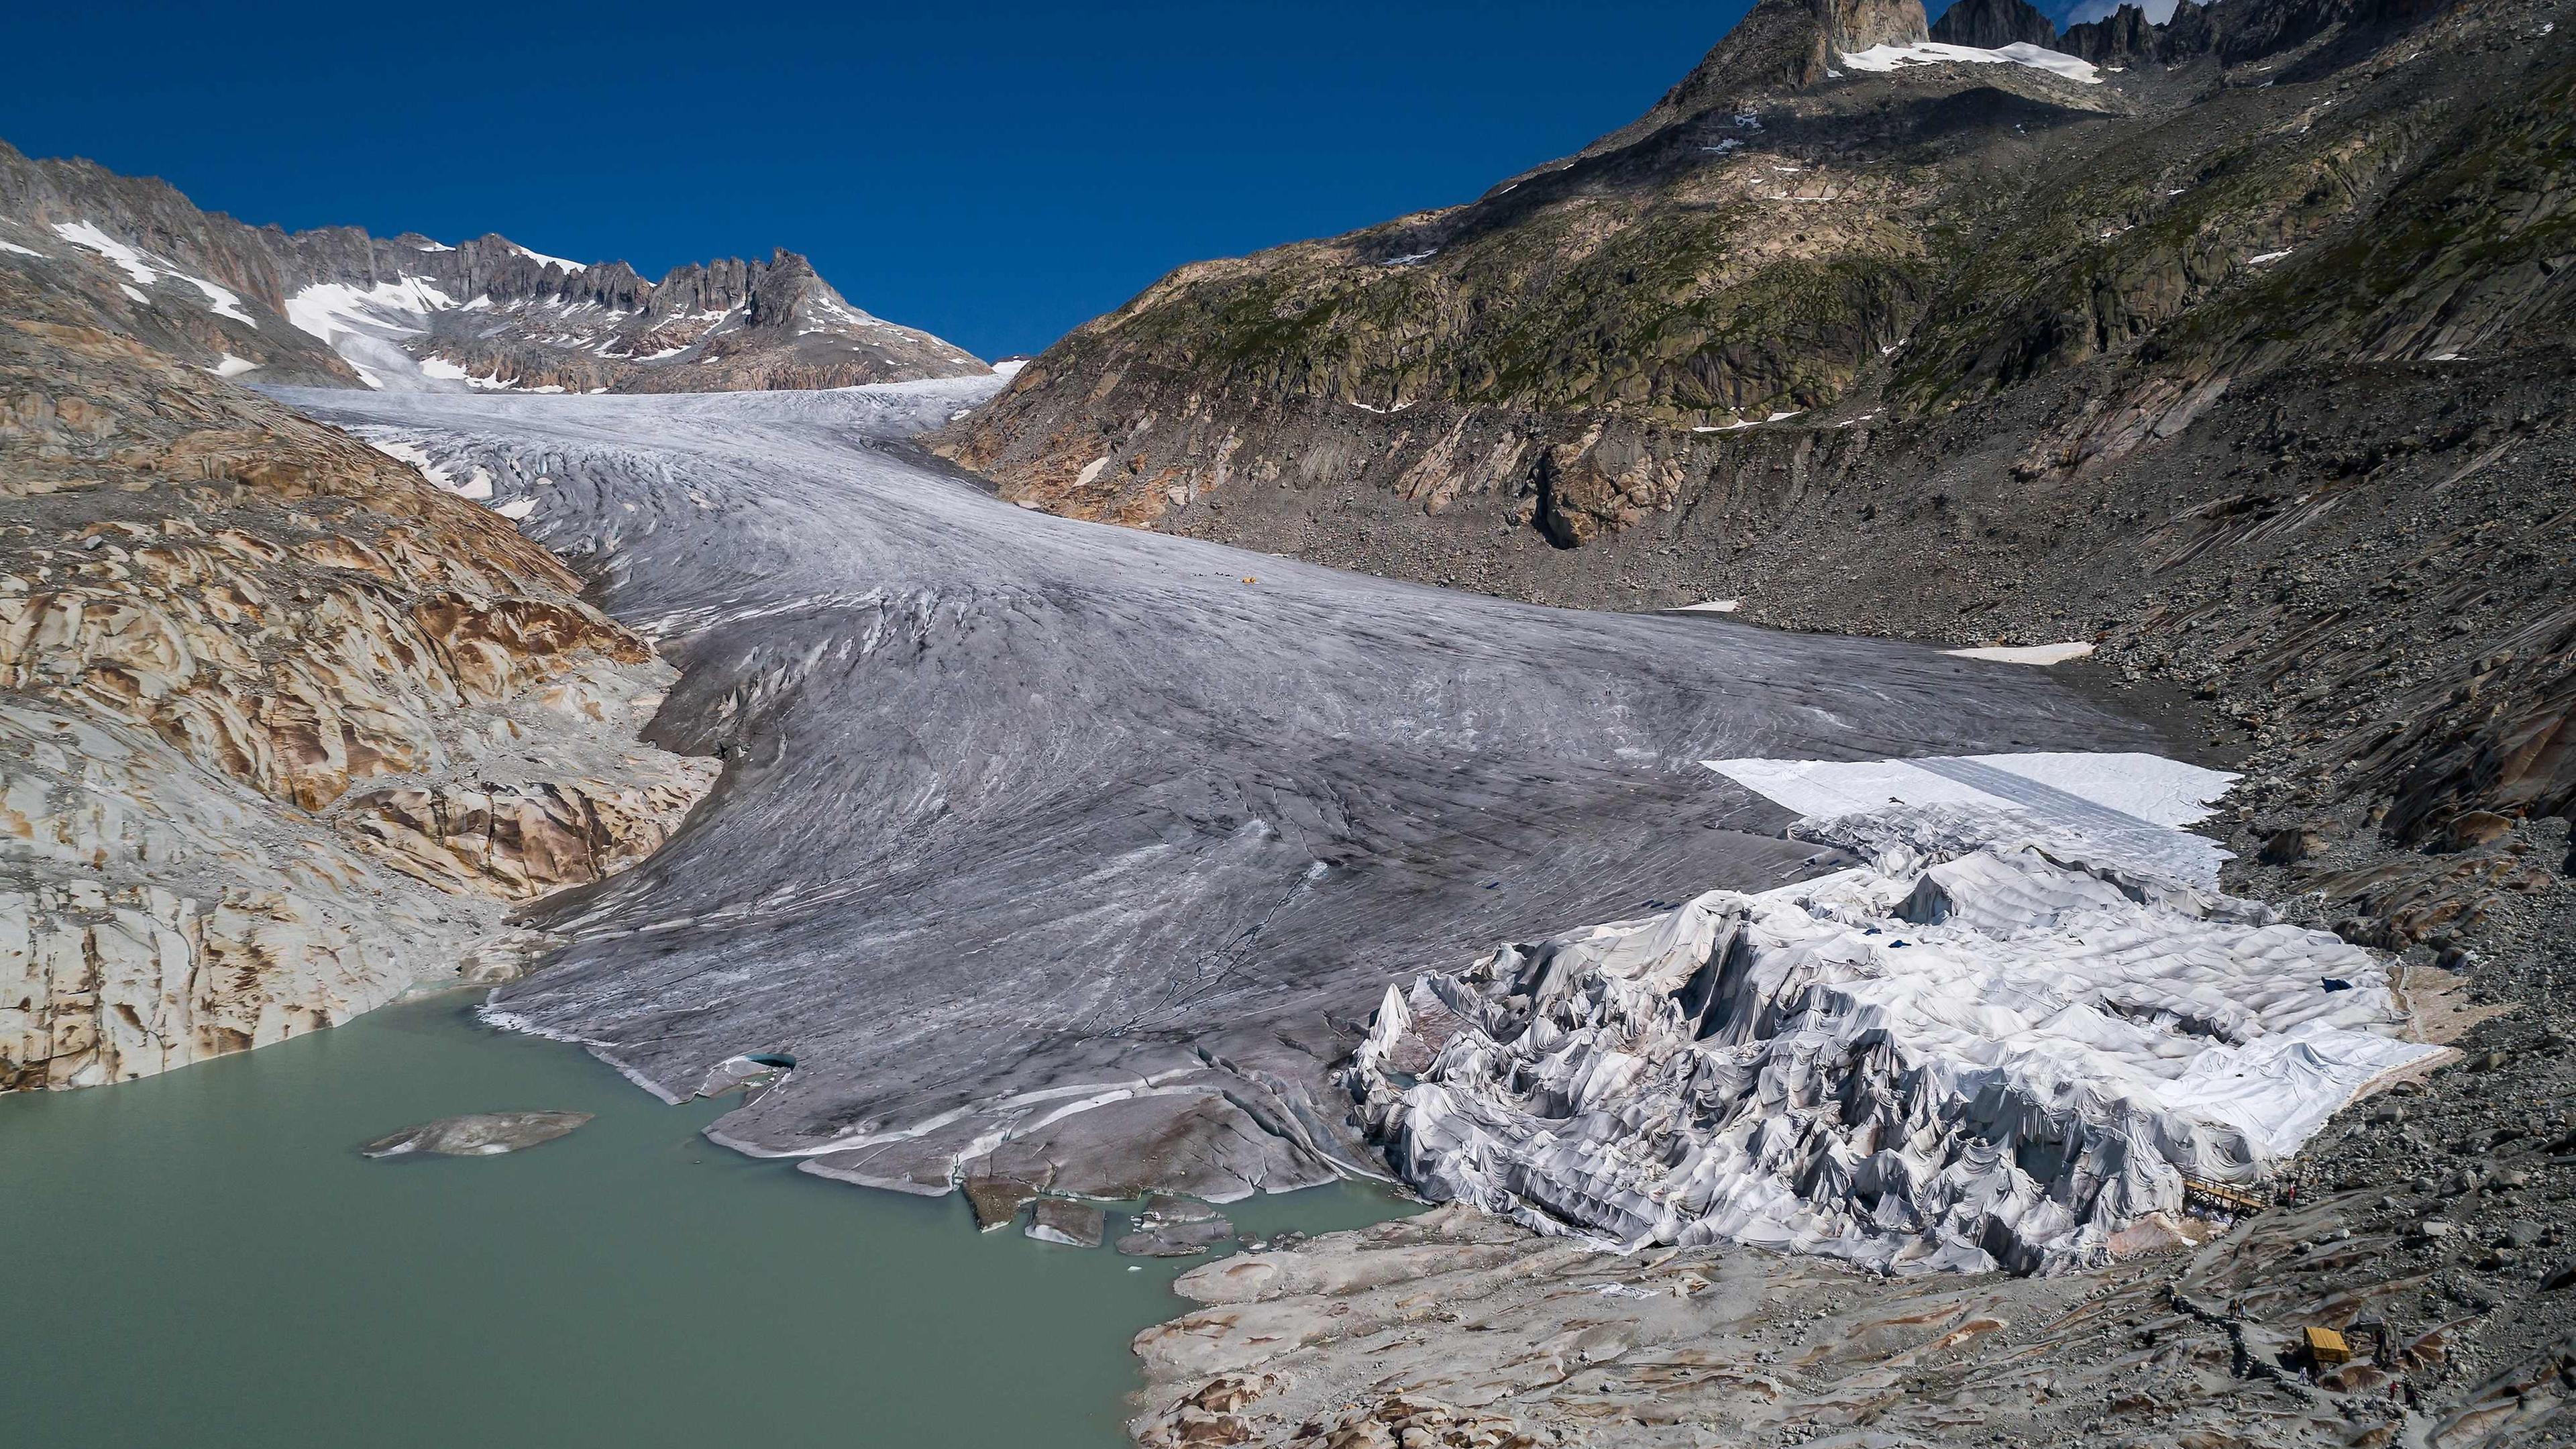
[1946,641,2095,665]
[1344,789,2441,1276]
[1838,42,2101,84]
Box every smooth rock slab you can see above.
[1027,1198,1106,1248]
[362,1111,592,1159]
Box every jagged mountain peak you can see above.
[1931,0,2062,46]
[1623,0,1933,136]
[0,146,988,394]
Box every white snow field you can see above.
[283,277,466,390]
[1348,755,2440,1274]
[1946,641,2096,665]
[1838,41,2104,84]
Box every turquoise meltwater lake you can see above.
[0,992,1413,1448]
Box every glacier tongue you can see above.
[1345,786,2444,1277]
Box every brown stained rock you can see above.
[1028,1197,1108,1248]
[0,309,713,1092]
[963,1173,1041,1232]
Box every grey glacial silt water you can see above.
[0,991,1411,1448]
[271,375,2166,1208]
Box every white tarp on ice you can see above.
[1346,754,2443,1275]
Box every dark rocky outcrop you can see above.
[2058,2,2162,63]
[1931,0,2060,48]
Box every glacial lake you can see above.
[0,991,1415,1448]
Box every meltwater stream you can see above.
[0,991,1412,1448]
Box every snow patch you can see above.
[1674,599,1741,613]
[207,354,258,378]
[2245,250,2293,266]
[1945,640,2096,665]
[52,221,156,284]
[52,221,257,323]
[507,242,588,272]
[990,359,1027,377]
[1837,42,2101,85]
[0,239,44,258]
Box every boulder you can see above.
[1028,1198,1107,1248]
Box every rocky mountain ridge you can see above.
[0,142,988,396]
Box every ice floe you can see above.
[1345,753,2440,1275]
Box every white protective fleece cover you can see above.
[1344,755,2441,1275]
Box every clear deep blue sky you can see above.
[2,1,1768,361]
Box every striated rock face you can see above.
[0,289,713,1090]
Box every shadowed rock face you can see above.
[1931,0,2060,47]
[280,380,2165,1209]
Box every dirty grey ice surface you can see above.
[274,378,2168,1208]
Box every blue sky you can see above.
[3,1,1768,360]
